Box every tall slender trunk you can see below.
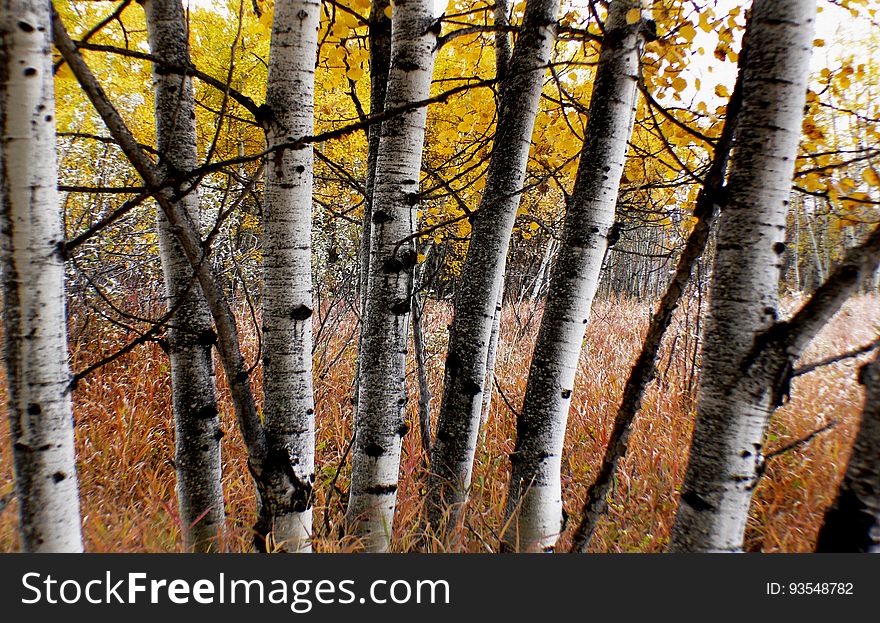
[568,40,748,551]
[1,0,83,552]
[815,353,880,552]
[353,0,392,415]
[502,0,646,552]
[412,247,432,454]
[257,0,320,553]
[427,0,560,538]
[478,0,514,436]
[479,289,503,431]
[143,0,224,553]
[358,0,392,310]
[346,0,438,552]
[668,0,817,552]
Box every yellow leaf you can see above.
[862,167,880,187]
[56,62,74,82]
[813,38,825,47]
[714,84,729,98]
[347,67,364,81]
[679,22,696,41]
[625,8,641,25]
[384,5,392,19]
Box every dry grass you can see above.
[1,293,877,552]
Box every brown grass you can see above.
[1,293,877,552]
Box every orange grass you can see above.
[1,294,877,552]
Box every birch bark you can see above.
[501,0,645,552]
[1,0,83,552]
[346,0,438,551]
[144,0,224,553]
[257,0,321,553]
[668,0,817,552]
[427,0,560,536]
[479,0,514,434]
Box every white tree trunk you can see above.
[144,0,224,553]
[259,0,320,553]
[427,0,560,536]
[502,0,645,552]
[346,0,438,552]
[1,0,82,552]
[479,288,503,431]
[478,0,514,436]
[668,0,816,552]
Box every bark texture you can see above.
[358,0,392,310]
[427,0,560,537]
[815,354,880,552]
[568,36,748,552]
[502,0,646,552]
[346,0,438,552]
[668,0,817,552]
[479,1,514,434]
[144,0,224,553]
[257,0,320,554]
[1,0,83,552]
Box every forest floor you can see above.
[1,293,878,552]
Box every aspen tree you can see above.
[346,0,439,551]
[144,0,224,553]
[501,0,647,552]
[1,0,83,552]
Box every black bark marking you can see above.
[560,389,572,399]
[397,59,420,72]
[52,471,66,483]
[18,21,35,32]
[364,484,398,495]
[773,242,786,254]
[196,405,219,420]
[681,490,714,512]
[27,403,42,416]
[390,299,410,315]
[196,329,217,346]
[397,422,410,437]
[464,378,482,396]
[23,67,37,77]
[296,165,305,173]
[372,210,392,224]
[290,304,313,320]
[363,442,385,458]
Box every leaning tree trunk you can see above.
[353,0,392,413]
[346,0,438,552]
[501,0,646,552]
[257,0,321,553]
[815,353,880,552]
[358,0,392,311]
[0,0,83,552]
[144,0,224,553]
[52,9,273,550]
[668,0,817,552]
[478,0,514,435]
[427,0,560,538]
